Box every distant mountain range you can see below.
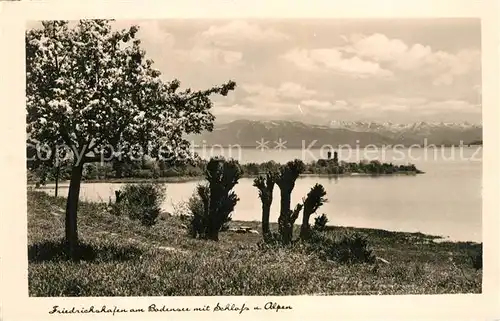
[187,119,483,148]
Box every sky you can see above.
[31,18,483,125]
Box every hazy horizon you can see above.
[213,118,483,126]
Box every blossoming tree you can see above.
[26,20,236,258]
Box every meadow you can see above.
[28,190,482,296]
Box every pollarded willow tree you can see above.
[275,159,306,244]
[299,183,327,240]
[26,20,236,258]
[189,157,241,241]
[203,158,242,241]
[253,172,276,241]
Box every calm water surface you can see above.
[40,147,482,242]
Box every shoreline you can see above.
[30,171,424,186]
[216,219,480,245]
[27,190,479,244]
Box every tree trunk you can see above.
[261,201,271,240]
[300,213,311,240]
[65,163,84,260]
[283,223,293,245]
[54,165,60,197]
[205,228,219,241]
[278,189,292,244]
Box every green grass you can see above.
[27,191,482,296]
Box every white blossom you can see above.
[26,19,235,167]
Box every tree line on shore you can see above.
[28,155,422,185]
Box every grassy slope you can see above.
[27,191,481,296]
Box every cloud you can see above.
[277,82,317,99]
[239,82,321,117]
[237,82,344,116]
[432,74,453,86]
[214,104,264,116]
[359,102,409,112]
[175,47,243,65]
[113,21,245,66]
[214,102,300,120]
[299,100,350,113]
[241,83,276,96]
[349,96,425,112]
[282,48,393,79]
[419,100,480,113]
[349,96,478,115]
[301,100,332,108]
[112,20,176,48]
[28,19,480,124]
[242,82,318,100]
[342,33,481,85]
[200,20,290,46]
[352,96,428,106]
[343,33,426,67]
[428,50,481,86]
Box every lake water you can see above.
[39,147,482,242]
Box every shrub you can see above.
[306,231,375,264]
[134,169,154,179]
[160,168,180,177]
[82,164,99,180]
[469,243,482,270]
[188,158,240,240]
[313,214,329,232]
[186,188,207,238]
[110,183,166,226]
[333,233,376,264]
[256,232,285,251]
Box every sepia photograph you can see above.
[24,17,484,297]
[1,0,499,320]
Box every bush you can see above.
[131,169,153,179]
[469,243,482,270]
[333,233,376,264]
[110,183,166,226]
[313,214,329,232]
[188,158,241,241]
[306,231,375,264]
[186,188,206,238]
[160,168,180,177]
[187,185,233,238]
